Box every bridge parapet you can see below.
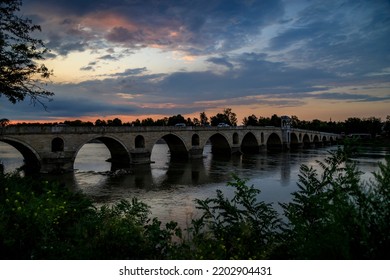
[0,125,340,173]
[2,125,288,134]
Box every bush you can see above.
[0,173,181,259]
[178,175,282,259]
[281,147,390,259]
[1,144,389,259]
[0,173,95,259]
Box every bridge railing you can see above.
[0,125,340,138]
[1,125,281,134]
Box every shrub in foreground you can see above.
[0,174,180,259]
[1,145,390,259]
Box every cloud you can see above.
[23,0,285,56]
[206,56,234,70]
[97,54,119,61]
[4,0,388,122]
[268,0,390,77]
[312,92,390,102]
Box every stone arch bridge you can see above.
[0,125,340,173]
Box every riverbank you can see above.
[1,146,390,259]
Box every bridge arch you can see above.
[0,138,41,173]
[159,133,189,160]
[192,134,200,146]
[313,135,320,147]
[266,133,282,150]
[290,132,300,149]
[135,135,145,148]
[52,137,64,152]
[233,132,239,145]
[241,132,260,154]
[302,134,311,148]
[74,136,131,170]
[322,135,328,145]
[207,133,231,156]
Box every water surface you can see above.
[1,142,388,225]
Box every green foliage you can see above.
[368,156,390,258]
[281,147,390,259]
[0,173,181,259]
[0,173,94,259]
[1,145,390,259]
[181,175,282,259]
[0,0,53,104]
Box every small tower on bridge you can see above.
[281,115,292,149]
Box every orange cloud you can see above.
[81,11,138,32]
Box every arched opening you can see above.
[74,137,130,171]
[192,134,200,146]
[135,135,145,148]
[233,133,239,145]
[266,133,282,151]
[313,135,321,147]
[302,134,311,148]
[322,136,328,146]
[290,132,301,149]
[157,133,188,161]
[0,139,41,174]
[241,132,259,154]
[207,133,231,157]
[51,137,64,152]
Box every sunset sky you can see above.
[1,0,390,123]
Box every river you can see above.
[1,142,389,226]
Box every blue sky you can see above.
[1,0,390,123]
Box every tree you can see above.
[141,118,155,126]
[199,112,208,125]
[108,118,122,126]
[0,118,10,127]
[210,108,237,126]
[192,117,200,126]
[384,115,390,137]
[258,116,271,126]
[270,114,281,127]
[242,114,258,126]
[95,119,106,126]
[210,113,230,126]
[167,114,185,126]
[0,0,53,104]
[223,108,237,126]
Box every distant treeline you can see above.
[2,108,390,137]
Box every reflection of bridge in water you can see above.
[0,125,340,173]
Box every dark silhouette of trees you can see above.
[199,112,208,125]
[63,120,93,126]
[0,118,10,127]
[167,114,186,126]
[95,119,106,126]
[154,117,168,126]
[384,116,390,137]
[0,0,53,105]
[270,114,281,127]
[107,118,122,126]
[242,114,258,126]
[223,108,237,126]
[210,108,237,126]
[242,113,386,137]
[210,113,230,126]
